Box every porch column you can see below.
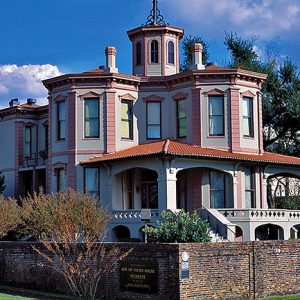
[157,168,177,210]
[261,175,268,209]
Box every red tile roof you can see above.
[81,140,300,166]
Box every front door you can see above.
[140,169,158,209]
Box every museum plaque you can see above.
[120,260,158,293]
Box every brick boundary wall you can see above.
[0,241,300,299]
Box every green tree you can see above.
[144,210,211,243]
[180,35,209,72]
[21,189,129,300]
[0,171,6,194]
[224,32,300,156]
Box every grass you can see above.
[260,295,300,300]
[0,294,35,300]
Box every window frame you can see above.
[167,41,175,65]
[136,42,142,66]
[242,97,254,138]
[57,101,66,141]
[208,95,225,137]
[121,99,133,140]
[209,171,226,208]
[24,126,32,157]
[84,98,100,139]
[244,167,256,208]
[150,40,159,64]
[176,98,187,138]
[84,167,100,198]
[146,101,162,140]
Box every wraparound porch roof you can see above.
[81,139,300,167]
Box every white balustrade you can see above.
[111,209,160,224]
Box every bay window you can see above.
[209,96,224,136]
[168,41,175,64]
[147,101,161,139]
[243,97,254,137]
[84,98,99,138]
[121,100,133,140]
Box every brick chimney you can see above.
[192,43,205,70]
[105,47,118,73]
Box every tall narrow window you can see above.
[57,168,67,192]
[209,96,224,136]
[177,99,187,138]
[24,126,32,157]
[141,169,158,209]
[136,42,142,66]
[121,100,133,139]
[243,97,254,137]
[122,170,133,209]
[147,102,161,139]
[151,40,159,63]
[168,41,175,64]
[210,171,225,208]
[57,101,66,140]
[84,98,99,138]
[245,168,255,208]
[84,168,99,198]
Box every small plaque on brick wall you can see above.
[120,260,158,293]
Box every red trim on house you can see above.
[192,88,201,145]
[230,87,241,152]
[172,92,188,101]
[257,92,264,154]
[203,88,227,96]
[80,91,103,99]
[237,170,242,209]
[240,90,256,98]
[67,91,77,189]
[118,93,136,101]
[143,94,164,102]
[106,90,116,153]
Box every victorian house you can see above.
[1,1,300,242]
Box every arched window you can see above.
[136,42,142,66]
[151,40,159,63]
[168,41,175,64]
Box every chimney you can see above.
[105,47,118,73]
[192,43,205,70]
[27,98,37,105]
[9,98,20,107]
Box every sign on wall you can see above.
[120,260,158,293]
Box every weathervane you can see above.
[145,0,166,26]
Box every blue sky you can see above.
[0,0,300,107]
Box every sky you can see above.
[0,0,300,108]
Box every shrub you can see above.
[0,196,20,238]
[21,189,129,300]
[144,210,211,243]
[275,196,300,210]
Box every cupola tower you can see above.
[127,0,184,77]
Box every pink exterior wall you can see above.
[67,91,77,189]
[192,88,201,145]
[230,88,241,152]
[14,121,24,197]
[106,91,116,153]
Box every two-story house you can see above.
[1,0,300,242]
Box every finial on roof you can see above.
[145,0,166,26]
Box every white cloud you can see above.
[0,64,63,108]
[166,0,300,39]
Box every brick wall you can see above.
[0,241,300,299]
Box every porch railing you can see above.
[217,208,300,222]
[112,209,160,224]
[19,153,47,168]
[199,207,236,242]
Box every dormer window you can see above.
[168,41,175,64]
[136,42,142,66]
[151,40,159,63]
